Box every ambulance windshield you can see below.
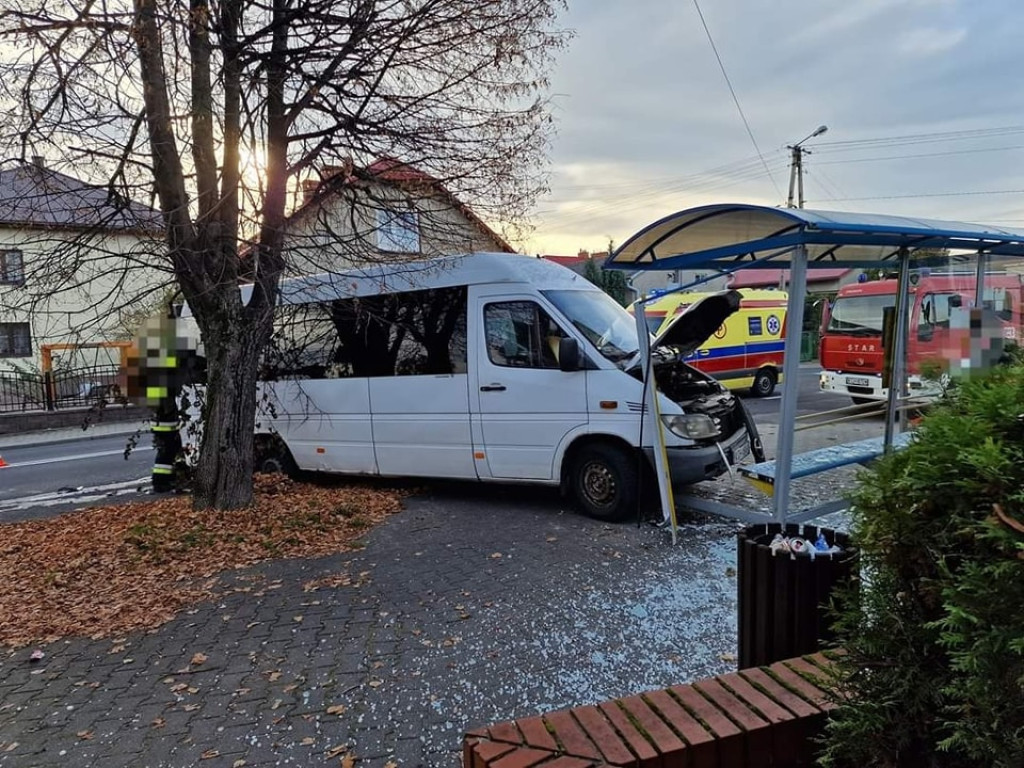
[542,289,640,366]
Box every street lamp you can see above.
[786,124,828,209]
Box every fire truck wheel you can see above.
[571,442,638,522]
[750,368,777,397]
[851,396,874,406]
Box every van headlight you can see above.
[660,414,720,439]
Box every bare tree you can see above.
[0,0,568,509]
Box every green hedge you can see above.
[821,354,1024,767]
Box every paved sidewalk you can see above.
[0,485,745,768]
[0,421,144,450]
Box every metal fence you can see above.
[0,364,126,413]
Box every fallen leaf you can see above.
[169,683,188,693]
[326,704,347,715]
[300,737,315,746]
[190,652,208,666]
[293,615,303,623]
[267,671,282,682]
[341,754,356,768]
[200,749,220,760]
[384,762,398,768]
[152,718,165,728]
[489,552,502,559]
[232,761,246,768]
[76,730,93,740]
[367,679,383,688]
[325,745,348,759]
[283,683,299,693]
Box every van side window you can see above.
[484,301,568,369]
[263,285,467,379]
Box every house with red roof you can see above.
[279,157,515,277]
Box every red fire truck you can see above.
[819,269,1023,403]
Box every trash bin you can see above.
[737,523,857,669]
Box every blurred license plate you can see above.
[846,376,870,387]
[729,436,751,463]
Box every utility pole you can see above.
[786,125,828,208]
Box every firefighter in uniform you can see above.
[127,312,191,492]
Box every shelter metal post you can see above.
[975,252,988,307]
[771,244,808,522]
[633,301,678,542]
[884,247,911,449]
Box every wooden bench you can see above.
[738,432,915,496]
[463,652,841,768]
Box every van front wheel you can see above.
[571,443,639,522]
[751,368,777,397]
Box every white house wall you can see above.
[282,181,510,277]
[0,226,166,371]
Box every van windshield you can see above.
[542,289,640,366]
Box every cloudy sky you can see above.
[524,0,1024,256]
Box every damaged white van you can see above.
[238,252,759,521]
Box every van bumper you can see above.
[644,427,752,487]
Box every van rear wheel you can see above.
[571,443,639,522]
[751,368,777,397]
[255,435,298,477]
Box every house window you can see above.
[0,323,31,357]
[377,208,421,254]
[0,250,24,285]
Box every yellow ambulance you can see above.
[637,289,788,396]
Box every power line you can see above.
[815,145,1024,167]
[691,0,783,201]
[828,188,1024,202]
[812,126,1024,154]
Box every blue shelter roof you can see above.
[606,203,1024,271]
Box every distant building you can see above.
[727,267,856,294]
[541,250,636,304]
[276,158,515,278]
[0,158,164,371]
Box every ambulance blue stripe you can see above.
[686,341,785,360]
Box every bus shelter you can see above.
[606,204,1024,531]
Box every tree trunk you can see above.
[191,308,265,510]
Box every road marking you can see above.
[0,477,151,515]
[3,446,152,469]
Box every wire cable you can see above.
[691,0,784,201]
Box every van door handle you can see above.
[480,384,506,392]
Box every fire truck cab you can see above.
[819,269,1023,403]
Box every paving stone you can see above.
[0,413,869,768]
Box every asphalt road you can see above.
[0,432,152,521]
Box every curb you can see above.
[0,421,146,450]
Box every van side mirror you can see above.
[558,337,581,372]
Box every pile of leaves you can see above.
[0,474,403,647]
[821,355,1024,767]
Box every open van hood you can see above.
[653,289,743,355]
[623,289,742,372]
[639,289,743,363]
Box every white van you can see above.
[200,252,758,521]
